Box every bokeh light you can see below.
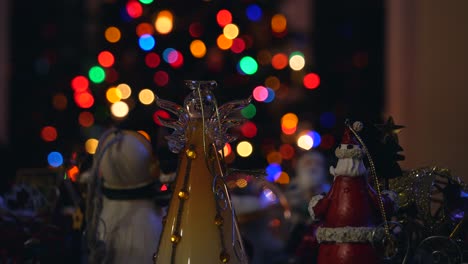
[219,143,232,157]
[155,10,173,35]
[138,130,151,141]
[253,86,268,102]
[105,68,119,83]
[189,22,203,38]
[126,1,143,19]
[223,24,239,40]
[190,40,207,58]
[98,51,115,68]
[106,87,122,103]
[162,48,177,63]
[85,138,99,154]
[257,50,272,65]
[41,126,57,142]
[276,172,290,184]
[231,38,245,54]
[279,144,295,160]
[153,109,170,126]
[310,131,322,148]
[169,50,184,68]
[266,163,281,182]
[264,88,275,103]
[265,76,280,91]
[78,112,94,127]
[246,4,262,22]
[139,0,153,4]
[297,134,313,150]
[289,51,305,71]
[216,10,232,27]
[241,121,257,138]
[52,93,67,110]
[136,22,154,36]
[138,34,156,51]
[281,113,298,135]
[74,92,94,109]
[271,53,288,70]
[237,141,253,157]
[267,151,282,164]
[71,76,89,92]
[145,52,161,68]
[138,88,155,105]
[105,26,121,43]
[154,70,169,86]
[217,34,233,50]
[239,56,258,75]
[320,112,336,128]
[241,103,256,119]
[116,83,132,99]
[320,134,335,149]
[303,73,320,89]
[88,66,106,83]
[48,152,63,167]
[110,101,129,118]
[271,14,287,33]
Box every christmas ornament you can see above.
[86,129,163,264]
[154,81,249,264]
[308,121,396,264]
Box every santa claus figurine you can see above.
[308,121,395,264]
[85,129,164,264]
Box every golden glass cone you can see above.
[154,81,250,264]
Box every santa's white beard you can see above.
[330,158,367,177]
[98,198,163,264]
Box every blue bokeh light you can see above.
[320,112,336,128]
[48,151,63,168]
[264,87,275,103]
[162,48,176,63]
[246,4,262,22]
[309,131,322,148]
[138,34,155,51]
[266,163,282,182]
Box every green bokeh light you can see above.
[239,56,258,75]
[241,104,256,119]
[89,66,106,84]
[289,51,304,59]
[139,0,154,4]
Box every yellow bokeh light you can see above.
[223,23,239,40]
[105,26,121,43]
[236,141,253,158]
[138,88,155,105]
[236,178,248,188]
[190,40,207,58]
[281,113,299,129]
[116,83,132,99]
[106,87,122,103]
[289,55,306,71]
[137,130,151,142]
[85,138,99,154]
[265,76,280,91]
[271,14,287,33]
[297,134,314,150]
[110,101,129,118]
[216,34,233,50]
[155,10,173,35]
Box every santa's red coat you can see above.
[311,175,394,264]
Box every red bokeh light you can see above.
[231,38,245,54]
[189,22,203,38]
[74,92,94,109]
[136,22,154,36]
[154,71,169,86]
[281,124,297,135]
[216,10,232,27]
[271,53,288,70]
[78,111,95,127]
[153,110,170,126]
[98,51,115,68]
[303,73,320,89]
[126,1,143,19]
[71,76,89,93]
[105,68,119,83]
[279,144,295,160]
[170,51,184,68]
[41,126,57,142]
[145,52,161,68]
[241,121,258,138]
[320,134,335,150]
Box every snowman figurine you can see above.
[85,129,163,264]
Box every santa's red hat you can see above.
[340,121,363,146]
[335,121,364,159]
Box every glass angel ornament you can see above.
[153,81,250,264]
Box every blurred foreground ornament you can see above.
[154,81,250,263]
